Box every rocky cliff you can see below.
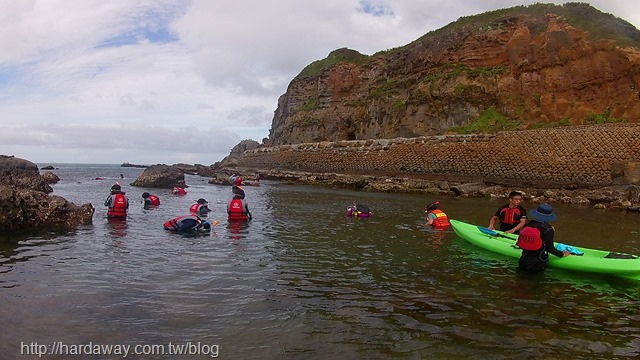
[267,3,640,145]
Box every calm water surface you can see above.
[2,164,640,359]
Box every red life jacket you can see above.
[107,193,128,218]
[164,215,199,231]
[228,199,248,221]
[148,194,160,206]
[499,206,523,225]
[429,209,451,227]
[189,204,201,214]
[516,226,543,251]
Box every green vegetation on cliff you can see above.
[297,48,369,78]
[417,2,640,48]
[448,107,522,134]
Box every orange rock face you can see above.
[269,10,640,146]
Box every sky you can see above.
[1,0,638,165]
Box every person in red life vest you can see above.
[141,192,160,209]
[230,172,243,186]
[163,215,211,232]
[172,186,187,196]
[104,183,129,218]
[488,191,527,234]
[227,189,252,222]
[190,198,212,216]
[424,201,451,227]
[516,203,570,272]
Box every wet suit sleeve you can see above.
[104,195,112,207]
[245,202,252,220]
[542,226,564,257]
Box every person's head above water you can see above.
[425,201,440,212]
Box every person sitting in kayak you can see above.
[163,215,211,232]
[488,191,527,234]
[346,203,372,218]
[172,187,187,196]
[104,183,129,218]
[142,192,160,209]
[227,189,252,222]
[425,201,450,227]
[516,203,570,272]
[190,198,212,216]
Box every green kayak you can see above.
[450,219,640,281]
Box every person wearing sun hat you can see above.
[516,203,570,272]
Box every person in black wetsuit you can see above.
[517,203,570,272]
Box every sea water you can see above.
[1,163,639,359]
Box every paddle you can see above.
[477,226,516,240]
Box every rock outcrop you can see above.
[267,3,640,146]
[0,155,94,234]
[42,171,60,184]
[130,164,187,189]
[0,186,94,233]
[211,139,261,170]
[0,155,53,193]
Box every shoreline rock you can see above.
[0,155,94,236]
[209,168,640,212]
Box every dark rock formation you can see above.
[0,155,52,193]
[268,3,640,146]
[121,162,148,168]
[130,164,186,189]
[0,186,94,233]
[0,155,94,235]
[42,171,60,184]
[41,165,55,170]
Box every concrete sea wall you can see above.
[235,124,640,188]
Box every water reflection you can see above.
[106,217,128,238]
[226,220,249,241]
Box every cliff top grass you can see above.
[413,2,640,49]
[297,3,640,79]
[297,48,369,78]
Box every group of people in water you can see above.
[108,177,567,271]
[352,190,569,273]
[104,174,253,234]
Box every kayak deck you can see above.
[450,219,640,281]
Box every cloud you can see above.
[0,0,638,164]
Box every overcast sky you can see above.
[1,0,638,165]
